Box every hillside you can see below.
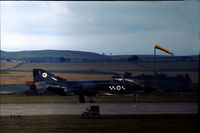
[0,50,199,62]
[0,50,105,58]
[0,50,112,62]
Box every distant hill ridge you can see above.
[0,50,104,58]
[0,50,199,62]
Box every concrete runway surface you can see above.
[0,102,198,116]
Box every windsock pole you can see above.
[154,46,157,91]
[154,44,173,91]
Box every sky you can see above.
[1,1,200,55]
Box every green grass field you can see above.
[0,114,197,133]
[11,61,199,72]
[137,61,198,72]
[0,93,198,103]
[11,62,148,72]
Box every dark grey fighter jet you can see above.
[27,69,153,103]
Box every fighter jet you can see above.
[26,69,153,103]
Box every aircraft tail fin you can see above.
[33,69,59,93]
[33,69,58,83]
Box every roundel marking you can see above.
[116,85,121,90]
[42,72,47,78]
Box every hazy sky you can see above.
[1,1,200,55]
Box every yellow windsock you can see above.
[155,44,173,55]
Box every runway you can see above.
[0,102,198,116]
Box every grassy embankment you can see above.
[0,61,22,70]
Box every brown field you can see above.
[0,61,22,70]
[0,72,33,85]
[0,71,198,85]
[0,61,198,85]
[11,62,148,71]
[0,72,113,85]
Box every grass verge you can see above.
[0,114,198,133]
[0,93,198,103]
